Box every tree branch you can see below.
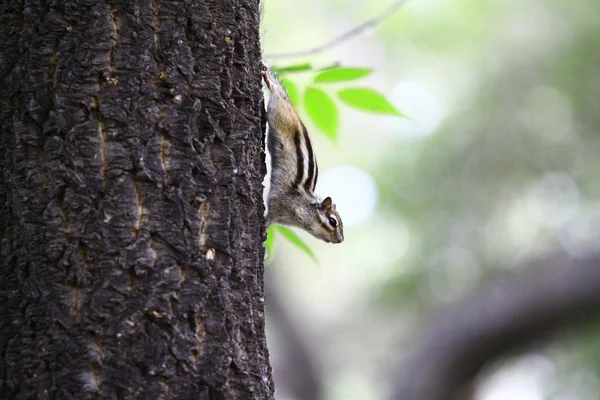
[266,268,324,400]
[391,251,600,400]
[264,0,409,59]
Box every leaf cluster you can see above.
[274,63,404,141]
[266,63,404,262]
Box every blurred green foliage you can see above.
[262,0,600,398]
[267,65,403,257]
[304,86,340,140]
[273,64,403,141]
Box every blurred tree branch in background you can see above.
[266,268,325,400]
[392,251,600,400]
[264,0,409,59]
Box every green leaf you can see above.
[281,79,300,109]
[304,87,339,141]
[337,88,403,116]
[314,67,373,83]
[264,226,276,262]
[272,62,313,74]
[276,226,318,264]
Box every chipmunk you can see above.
[261,64,344,244]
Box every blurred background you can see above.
[260,0,600,399]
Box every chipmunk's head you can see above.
[310,196,344,244]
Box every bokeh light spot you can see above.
[316,165,377,228]
[389,80,447,141]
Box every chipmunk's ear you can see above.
[321,197,332,208]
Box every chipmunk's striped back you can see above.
[262,64,344,244]
[292,123,318,194]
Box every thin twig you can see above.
[264,0,410,59]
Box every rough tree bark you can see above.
[0,0,273,399]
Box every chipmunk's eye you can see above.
[328,217,338,228]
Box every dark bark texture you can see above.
[0,0,272,399]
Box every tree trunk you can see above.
[0,0,272,398]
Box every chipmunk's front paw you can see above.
[260,63,272,89]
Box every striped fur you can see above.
[262,65,344,244]
[301,124,318,193]
[290,123,318,194]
